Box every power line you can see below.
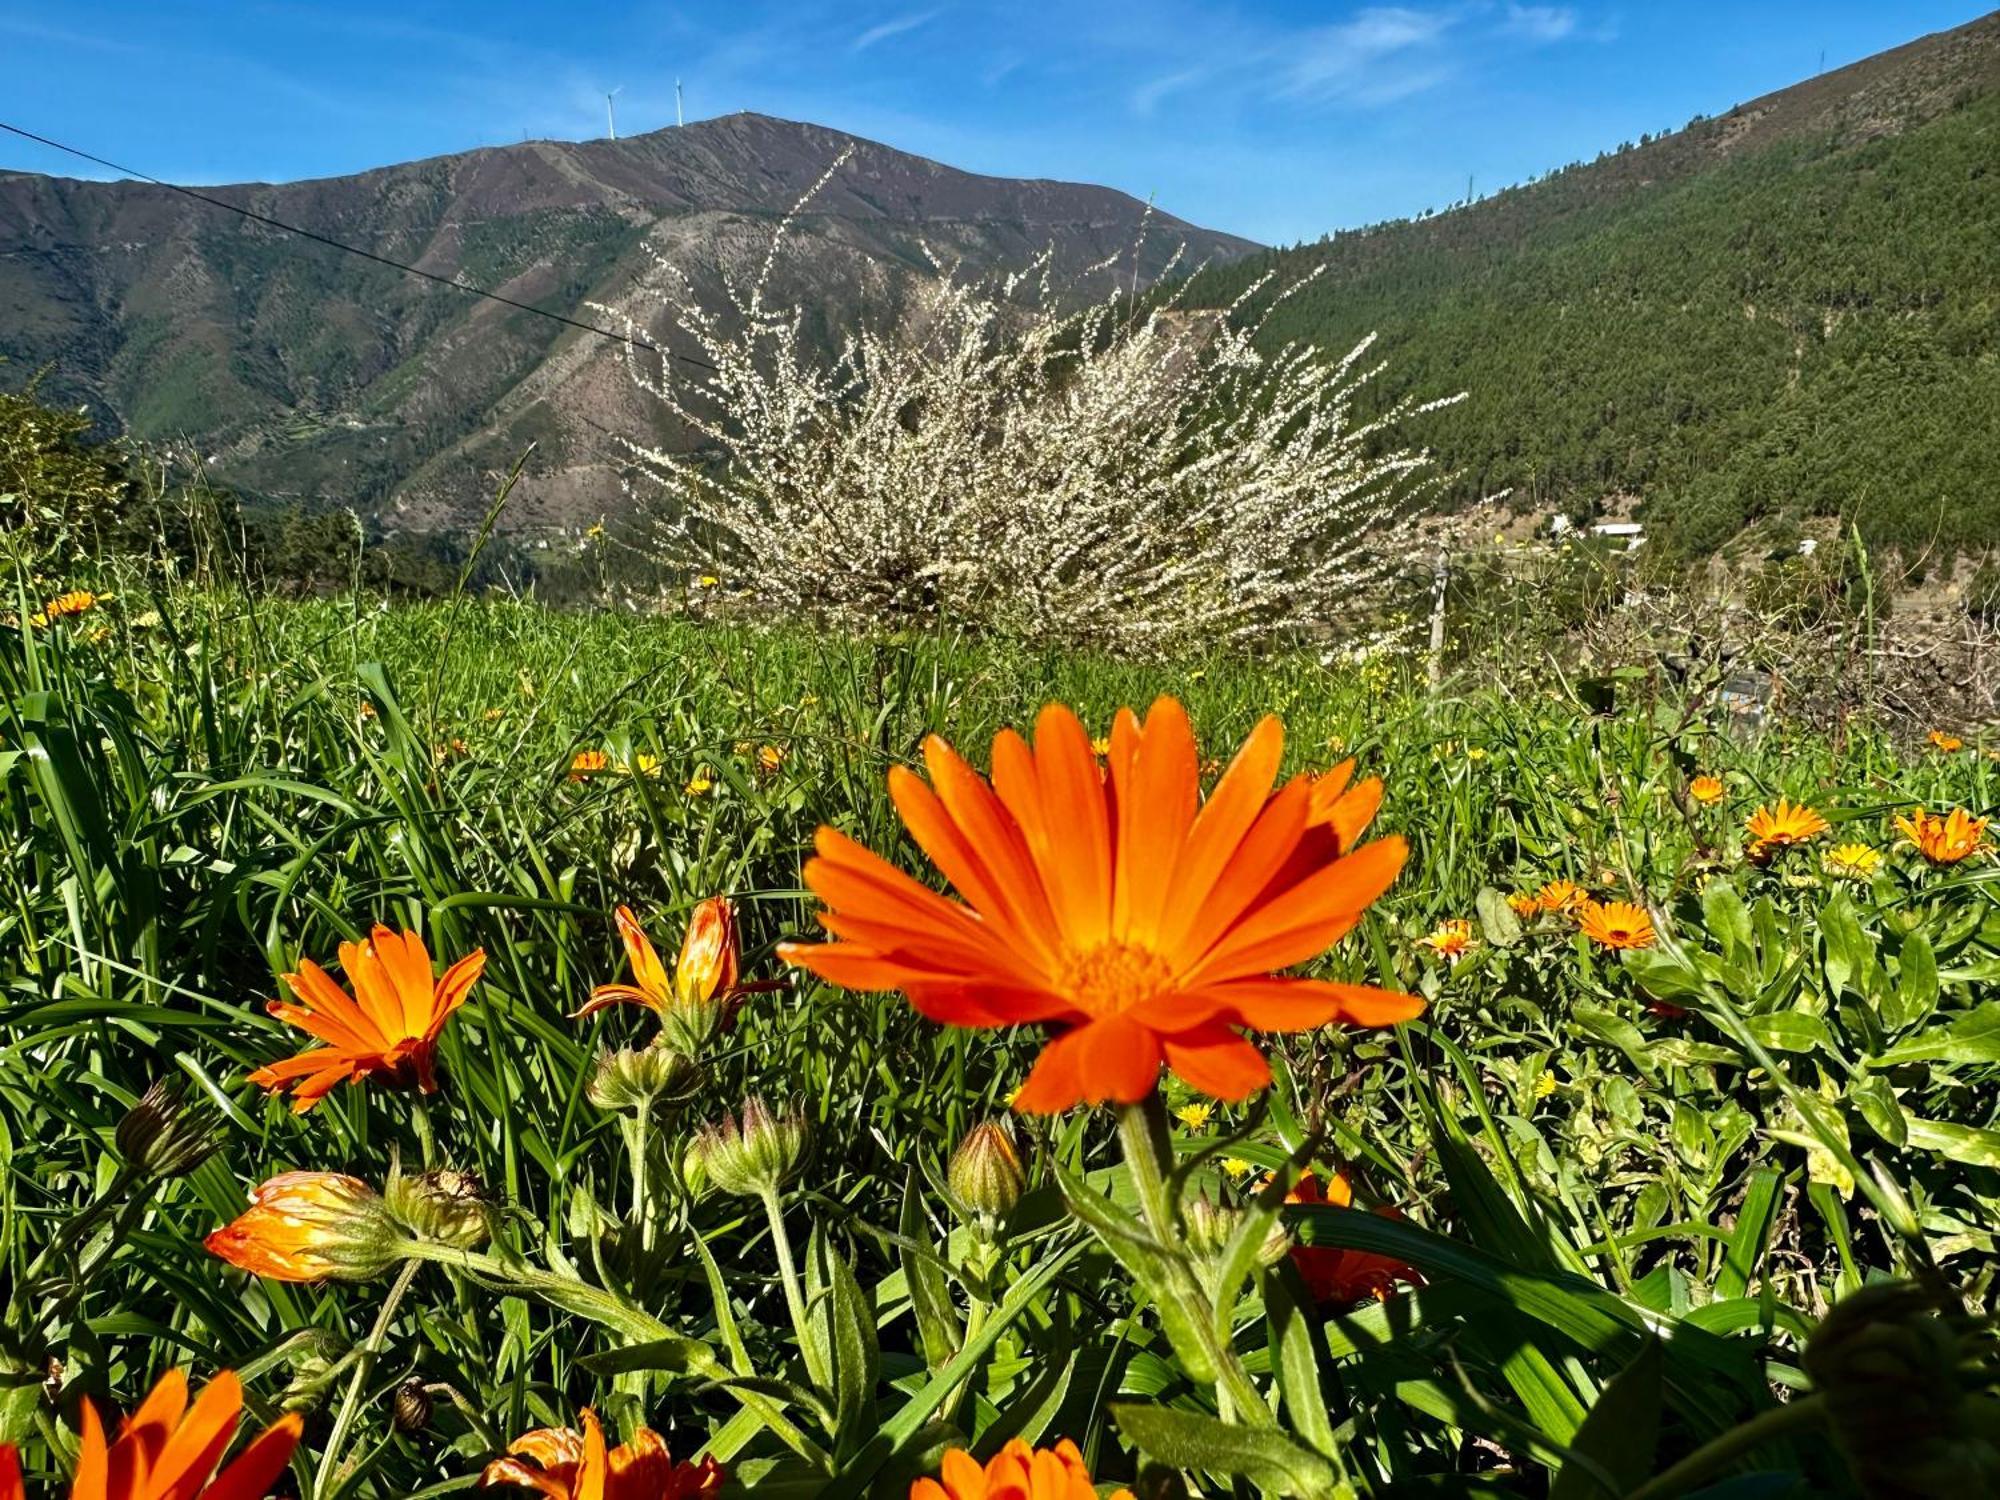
[0,120,714,369]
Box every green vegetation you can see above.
[3,565,1999,1495]
[1181,78,2000,559]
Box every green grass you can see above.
[2,581,1996,1497]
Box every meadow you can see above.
[2,580,1996,1499]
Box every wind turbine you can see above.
[605,86,623,140]
[676,78,684,128]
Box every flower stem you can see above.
[1622,1397,1826,1500]
[759,1187,824,1388]
[315,1259,419,1500]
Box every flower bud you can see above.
[587,1044,702,1114]
[206,1171,405,1282]
[1804,1282,2000,1498]
[392,1377,433,1434]
[116,1080,220,1180]
[385,1166,492,1250]
[947,1120,1025,1228]
[685,1096,808,1198]
[660,897,739,1056]
[1182,1191,1236,1259]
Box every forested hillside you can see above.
[1180,12,2000,560]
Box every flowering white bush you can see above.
[606,156,1463,654]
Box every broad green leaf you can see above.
[1906,1117,2000,1169]
[1548,1339,1661,1500]
[1742,1013,1831,1055]
[1111,1403,1337,1497]
[1872,1003,2000,1067]
[1701,881,1755,969]
[1476,885,1524,947]
[1266,1271,1340,1462]
[899,1168,962,1371]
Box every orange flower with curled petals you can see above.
[1535,879,1587,914]
[481,1409,722,1500]
[911,1439,1131,1500]
[248,926,484,1112]
[580,900,740,1020]
[1895,807,1989,866]
[1577,900,1656,950]
[568,750,610,781]
[1505,892,1540,920]
[1744,799,1828,863]
[1688,774,1725,805]
[781,699,1420,1114]
[204,1171,402,1282]
[1928,730,1964,753]
[1281,1169,1421,1307]
[0,1369,301,1500]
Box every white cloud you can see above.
[852,9,941,53]
[1278,6,1457,104]
[1131,68,1202,117]
[1500,4,1578,43]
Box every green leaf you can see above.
[1572,1004,1658,1075]
[1847,1076,1907,1147]
[1891,930,1939,1031]
[578,1335,724,1378]
[1906,1117,2000,1169]
[1741,1013,1832,1055]
[1701,882,1755,970]
[1872,1003,2000,1067]
[1055,1162,1218,1384]
[1476,885,1524,947]
[1621,949,1706,1003]
[808,1229,881,1459]
[1111,1403,1337,1498]
[1716,1168,1784,1300]
[899,1168,962,1371]
[1266,1270,1340,1462]
[1548,1339,1662,1500]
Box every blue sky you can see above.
[1,2,1990,244]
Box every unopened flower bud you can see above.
[1183,1192,1236,1258]
[385,1166,492,1250]
[391,1377,433,1433]
[1804,1282,2000,1498]
[116,1080,220,1180]
[587,1044,702,1113]
[948,1121,1025,1227]
[685,1096,808,1198]
[205,1172,405,1282]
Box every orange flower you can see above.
[1688,774,1725,805]
[205,1171,402,1282]
[248,926,485,1111]
[1535,879,1586,914]
[1283,1170,1421,1307]
[1928,730,1964,753]
[0,1370,300,1500]
[1895,807,1989,865]
[1308,758,1383,855]
[481,1409,722,1500]
[1576,900,1656,950]
[569,750,610,781]
[781,699,1419,1113]
[39,589,99,623]
[1744,798,1829,862]
[911,1440,1131,1500]
[580,900,740,1019]
[1505,891,1540,920]
[1417,918,1475,960]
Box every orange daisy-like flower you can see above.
[1505,891,1540,920]
[1417,918,1475,961]
[1928,730,1965,753]
[911,1440,1131,1500]
[1535,879,1587,914]
[579,900,740,1019]
[0,1369,301,1500]
[1688,774,1725,805]
[569,750,611,781]
[248,926,485,1112]
[481,1409,722,1500]
[40,589,100,623]
[1576,900,1656,950]
[1282,1169,1421,1307]
[1895,807,1990,866]
[781,699,1420,1113]
[1744,799,1829,863]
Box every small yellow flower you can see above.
[568,750,610,781]
[1928,730,1964,753]
[697,575,719,588]
[1533,1072,1559,1099]
[756,744,784,774]
[1090,736,1112,758]
[1688,774,1725,805]
[1824,843,1883,880]
[1221,1157,1252,1179]
[625,753,663,778]
[1506,891,1540,920]
[482,706,505,722]
[685,767,715,797]
[585,522,606,539]
[1175,1102,1214,1132]
[1004,1083,1024,1110]
[1465,746,1487,761]
[1418,918,1476,960]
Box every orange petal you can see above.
[1167,775,1313,971]
[426,948,486,1041]
[371,925,439,1040]
[144,1370,239,1498]
[1185,835,1407,984]
[1156,715,1286,946]
[279,961,385,1050]
[1202,977,1425,1032]
[614,906,673,1003]
[1110,699,1200,949]
[1026,704,1115,951]
[1161,1027,1272,1100]
[202,1413,303,1500]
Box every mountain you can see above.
[0,114,1256,533]
[1178,11,2000,561]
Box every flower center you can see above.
[1060,941,1175,1015]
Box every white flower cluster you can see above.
[605,153,1463,654]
